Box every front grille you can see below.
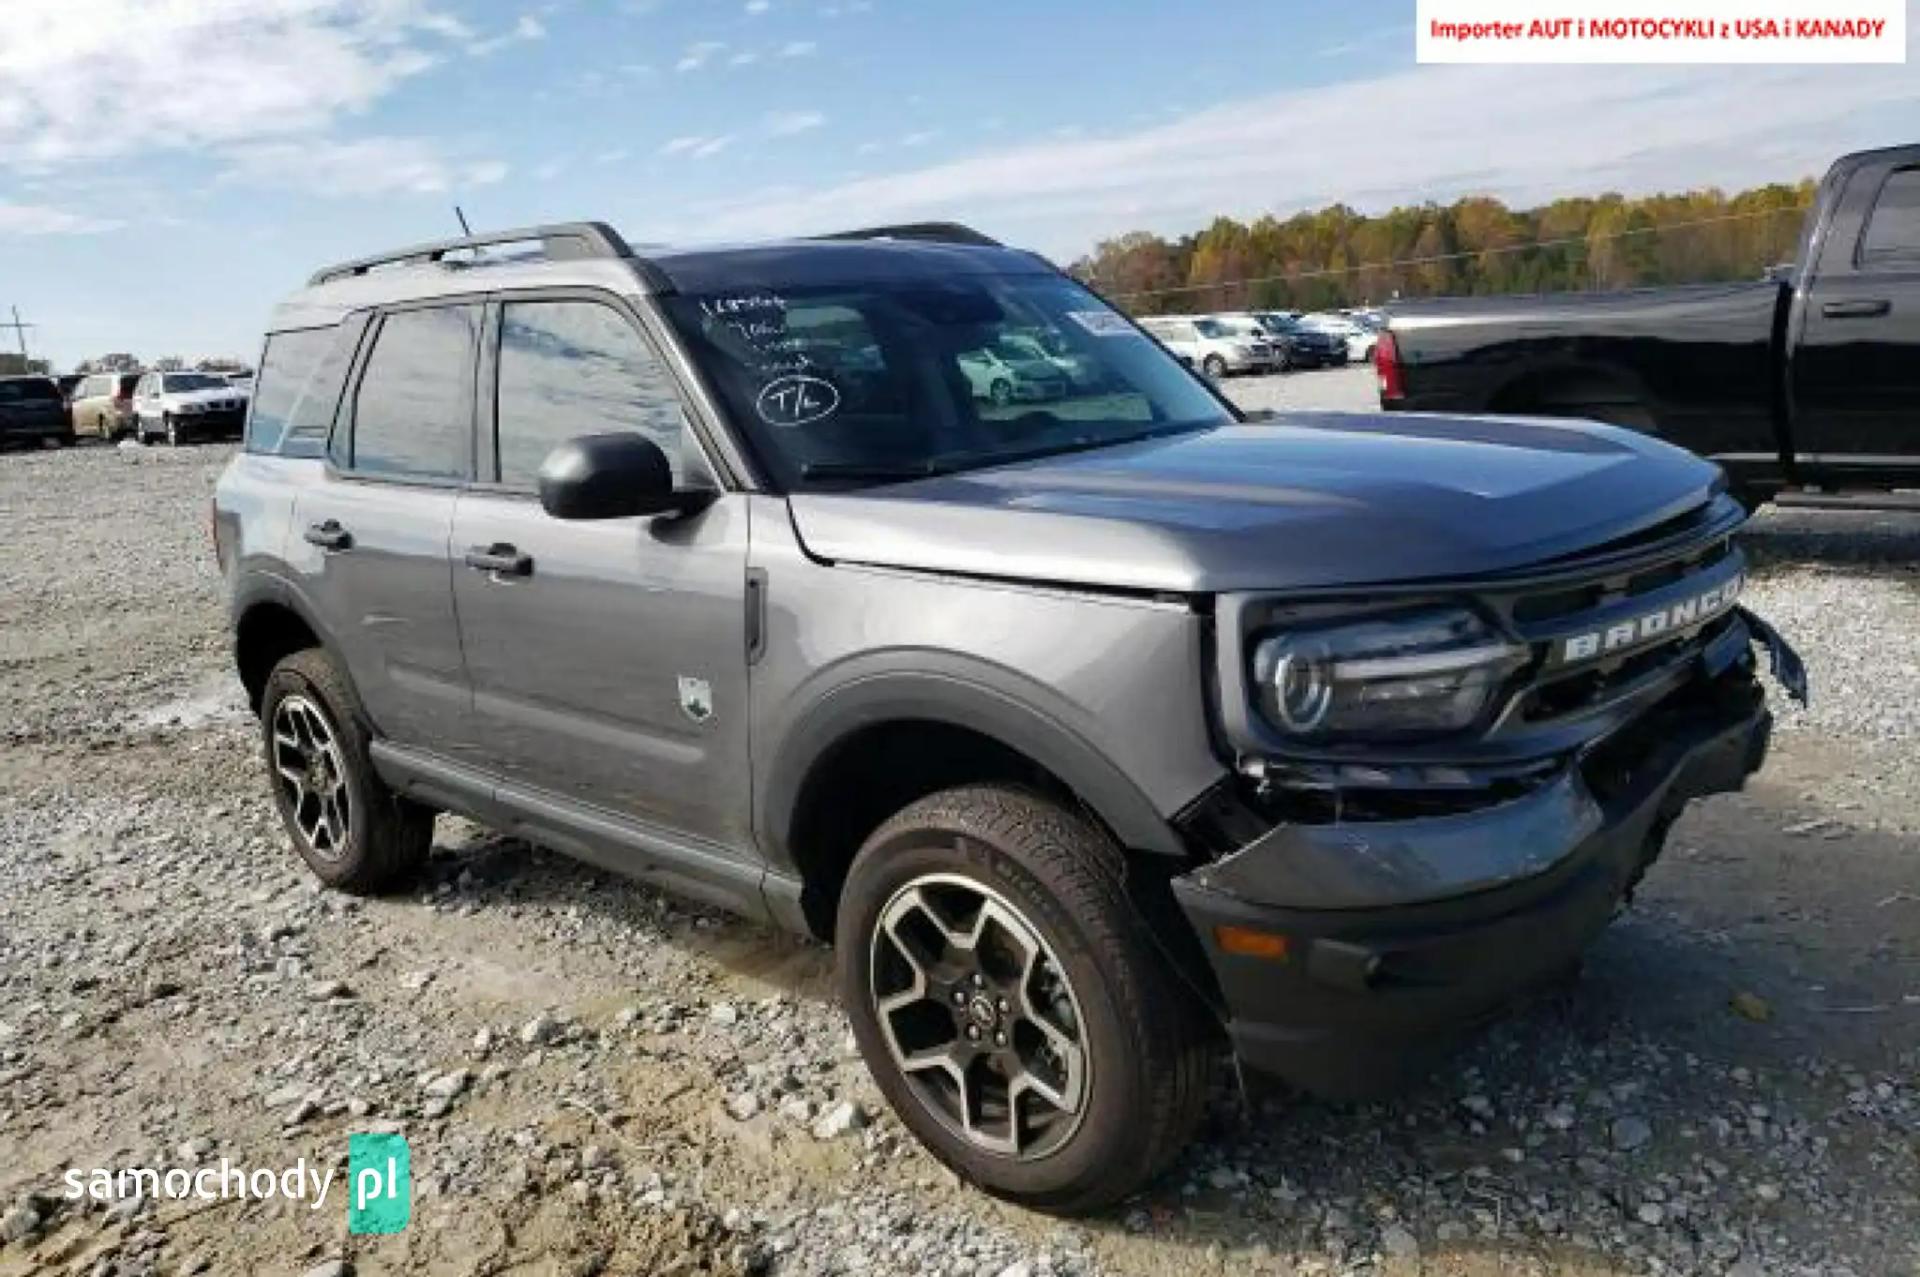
[1487,509,1744,736]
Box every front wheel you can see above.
[836,785,1213,1214]
[1201,354,1228,379]
[988,379,1013,406]
[163,415,181,447]
[260,648,431,893]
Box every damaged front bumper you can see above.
[1171,654,1784,1099]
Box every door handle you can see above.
[1821,298,1890,319]
[464,543,533,576]
[303,520,352,551]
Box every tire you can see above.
[988,379,1013,407]
[1201,354,1228,379]
[836,784,1213,1214]
[259,648,432,894]
[1275,348,1293,373]
[163,415,180,447]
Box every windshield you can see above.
[162,373,228,392]
[663,273,1233,489]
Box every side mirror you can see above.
[537,433,712,520]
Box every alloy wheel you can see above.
[868,873,1089,1160]
[269,693,353,861]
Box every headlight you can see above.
[1250,606,1524,740]
[178,401,206,413]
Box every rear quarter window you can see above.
[246,322,361,457]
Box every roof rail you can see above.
[814,222,1001,248]
[308,221,632,286]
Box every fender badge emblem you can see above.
[677,676,713,724]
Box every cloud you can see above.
[777,40,818,58]
[898,130,938,148]
[729,50,762,67]
[467,13,547,57]
[660,134,734,158]
[0,0,465,166]
[0,200,122,236]
[744,0,771,12]
[675,40,726,71]
[765,110,826,137]
[219,137,510,197]
[638,52,1920,259]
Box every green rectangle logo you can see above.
[347,1133,410,1235]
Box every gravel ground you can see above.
[0,418,1915,1277]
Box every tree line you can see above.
[1070,178,1816,315]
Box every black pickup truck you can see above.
[1378,144,1920,510]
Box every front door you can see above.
[1792,154,1920,465]
[290,302,479,748]
[448,295,753,854]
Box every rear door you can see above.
[290,301,477,747]
[1792,153,1920,465]
[447,293,755,855]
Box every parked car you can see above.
[957,339,1071,405]
[1207,315,1294,371]
[1302,312,1379,362]
[1243,311,1347,368]
[0,375,74,449]
[1380,144,1920,510]
[132,370,250,446]
[215,219,1804,1214]
[1138,315,1280,376]
[67,372,141,440]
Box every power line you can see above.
[1098,204,1809,302]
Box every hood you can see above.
[785,414,1726,594]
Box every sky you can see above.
[0,0,1916,369]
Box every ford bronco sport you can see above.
[214,221,1806,1213]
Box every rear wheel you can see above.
[837,784,1213,1214]
[260,648,431,893]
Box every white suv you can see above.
[1138,315,1279,378]
[132,371,250,446]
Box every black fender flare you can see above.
[757,661,1191,877]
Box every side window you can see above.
[348,305,478,481]
[246,326,340,455]
[1861,166,1920,264]
[494,300,690,487]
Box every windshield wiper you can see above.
[800,421,1218,486]
[799,459,942,482]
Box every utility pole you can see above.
[0,306,33,363]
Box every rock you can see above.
[287,1097,322,1126]
[472,1027,494,1055]
[1730,990,1774,1022]
[996,1263,1032,1277]
[309,978,352,1001]
[811,1099,866,1140]
[177,1136,213,1163]
[423,1069,470,1099]
[520,1012,565,1046]
[1610,1115,1654,1151]
[708,1002,739,1027]
[1,1202,42,1243]
[1636,1202,1665,1225]
[1380,1224,1419,1259]
[1459,1095,1495,1121]
[726,1092,762,1121]
[300,1262,350,1277]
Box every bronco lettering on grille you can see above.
[1557,573,1743,665]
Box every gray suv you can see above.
[215,221,1806,1213]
